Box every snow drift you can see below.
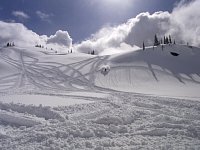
[96,44,200,99]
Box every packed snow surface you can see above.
[0,95,93,107]
[0,45,200,149]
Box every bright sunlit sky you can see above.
[0,0,181,42]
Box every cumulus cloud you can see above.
[0,21,46,47]
[47,30,72,51]
[0,21,72,52]
[47,30,72,47]
[12,11,29,20]
[36,11,52,22]
[74,11,171,55]
[75,22,138,55]
[75,0,200,55]
[125,11,171,47]
[74,11,170,55]
[168,0,200,46]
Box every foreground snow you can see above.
[1,93,200,149]
[0,45,200,149]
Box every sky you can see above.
[0,0,200,55]
[0,0,181,42]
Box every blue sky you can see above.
[0,0,181,42]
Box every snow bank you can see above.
[0,110,42,127]
[95,116,123,125]
[0,102,65,121]
[0,94,93,107]
[100,65,110,76]
[96,45,200,99]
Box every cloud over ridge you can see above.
[75,0,200,55]
[0,0,200,54]
[0,21,72,51]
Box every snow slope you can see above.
[0,44,200,149]
[96,44,200,100]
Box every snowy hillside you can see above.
[96,44,200,99]
[0,45,200,149]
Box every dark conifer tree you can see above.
[174,40,176,44]
[169,35,172,44]
[143,42,145,51]
[164,36,166,44]
[91,50,95,55]
[154,34,159,46]
[166,37,169,44]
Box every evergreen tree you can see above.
[174,40,176,44]
[7,43,9,47]
[164,36,166,44]
[169,35,172,44]
[160,39,163,45]
[166,37,169,44]
[154,34,159,46]
[143,42,145,51]
[91,50,95,55]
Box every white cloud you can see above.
[125,11,171,47]
[0,21,46,47]
[168,0,200,46]
[0,21,72,52]
[75,23,134,55]
[12,11,29,20]
[47,30,72,50]
[36,11,52,22]
[74,11,171,55]
[75,0,200,55]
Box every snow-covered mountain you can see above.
[0,44,200,149]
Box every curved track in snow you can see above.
[0,47,110,93]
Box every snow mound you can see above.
[0,110,43,127]
[100,65,110,76]
[0,94,93,107]
[0,102,65,121]
[96,44,200,99]
[95,116,123,125]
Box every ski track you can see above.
[0,47,200,149]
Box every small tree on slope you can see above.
[154,34,159,46]
[143,42,145,51]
